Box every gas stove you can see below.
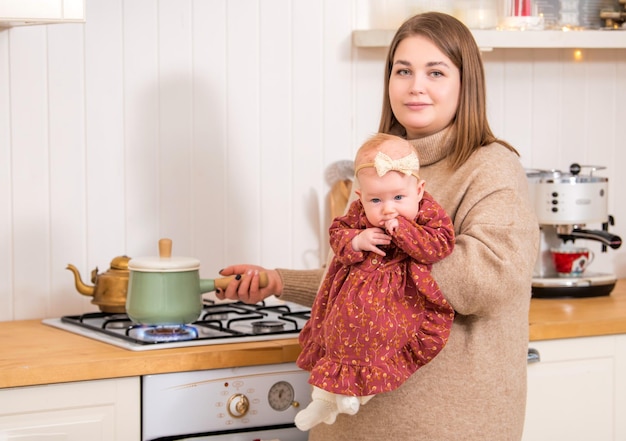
[43,299,310,351]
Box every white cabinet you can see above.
[0,0,85,26]
[523,335,626,441]
[0,377,140,441]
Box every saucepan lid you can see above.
[128,238,200,272]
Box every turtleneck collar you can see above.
[407,126,455,167]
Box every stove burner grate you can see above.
[251,320,286,334]
[58,300,311,347]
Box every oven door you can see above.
[142,363,312,441]
[156,426,306,440]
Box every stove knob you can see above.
[227,393,250,418]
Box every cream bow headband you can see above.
[355,151,420,179]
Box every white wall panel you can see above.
[47,22,89,316]
[190,0,227,275]
[290,1,324,270]
[258,0,295,268]
[528,49,561,169]
[0,25,12,321]
[1,0,626,320]
[501,50,535,164]
[224,0,261,267]
[320,0,357,261]
[353,47,386,145]
[84,0,126,278]
[613,57,626,274]
[560,49,588,164]
[123,0,159,260]
[158,0,194,255]
[9,26,49,320]
[584,50,616,167]
[482,51,505,141]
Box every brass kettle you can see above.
[66,255,131,313]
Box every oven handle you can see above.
[145,423,303,440]
[527,347,541,364]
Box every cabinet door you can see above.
[616,335,626,441]
[0,377,139,441]
[0,0,85,24]
[523,335,616,441]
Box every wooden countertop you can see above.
[529,278,626,341]
[0,322,301,389]
[2,279,626,389]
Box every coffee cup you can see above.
[550,247,595,277]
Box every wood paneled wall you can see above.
[1,0,625,320]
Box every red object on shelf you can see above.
[514,0,531,16]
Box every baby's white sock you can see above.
[336,395,360,415]
[295,387,338,431]
[295,387,374,431]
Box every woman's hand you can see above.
[217,264,283,304]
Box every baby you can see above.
[295,132,456,431]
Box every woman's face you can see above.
[388,35,461,139]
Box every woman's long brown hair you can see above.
[378,12,519,169]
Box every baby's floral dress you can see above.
[297,192,455,396]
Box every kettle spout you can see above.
[66,264,95,297]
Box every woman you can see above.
[218,12,539,441]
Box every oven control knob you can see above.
[226,393,250,418]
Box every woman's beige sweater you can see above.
[278,129,539,441]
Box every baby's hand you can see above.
[352,227,391,256]
[384,218,399,234]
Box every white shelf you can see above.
[353,29,626,50]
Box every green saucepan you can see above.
[126,238,267,326]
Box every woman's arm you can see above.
[217,265,324,307]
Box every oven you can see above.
[143,362,310,440]
[43,299,312,440]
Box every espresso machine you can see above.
[527,163,622,298]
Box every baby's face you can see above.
[357,168,424,228]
